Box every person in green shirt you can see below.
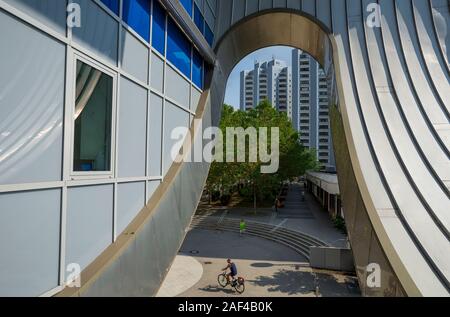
[239,219,246,236]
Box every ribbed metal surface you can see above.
[208,0,450,296]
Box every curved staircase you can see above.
[190,216,328,261]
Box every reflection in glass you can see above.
[179,0,193,17]
[73,61,113,172]
[122,0,151,42]
[205,23,214,46]
[100,0,120,15]
[192,49,203,89]
[167,18,192,78]
[193,3,204,33]
[152,0,166,55]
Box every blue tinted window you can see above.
[192,50,203,89]
[123,0,151,42]
[205,23,214,46]
[152,1,166,54]
[193,3,204,33]
[100,0,120,15]
[179,0,193,17]
[167,18,191,78]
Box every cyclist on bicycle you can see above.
[222,259,238,284]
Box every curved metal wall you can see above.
[209,0,450,296]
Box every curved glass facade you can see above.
[0,0,210,296]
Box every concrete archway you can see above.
[207,3,450,297]
[207,9,402,297]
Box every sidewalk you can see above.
[196,183,348,248]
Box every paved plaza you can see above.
[158,183,360,297]
[159,229,359,297]
[196,182,348,247]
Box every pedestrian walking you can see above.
[239,219,246,236]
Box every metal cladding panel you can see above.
[147,180,161,201]
[191,87,202,113]
[259,0,272,11]
[116,182,146,235]
[66,185,114,272]
[150,53,165,93]
[430,0,449,66]
[120,27,149,83]
[163,101,190,176]
[4,0,67,35]
[165,66,191,109]
[0,189,61,296]
[232,0,246,25]
[0,10,65,185]
[118,77,147,178]
[72,0,119,64]
[148,93,163,177]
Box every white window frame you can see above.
[69,51,118,180]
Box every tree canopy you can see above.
[206,100,319,205]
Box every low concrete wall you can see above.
[310,246,355,272]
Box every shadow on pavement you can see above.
[198,285,237,295]
[249,269,360,297]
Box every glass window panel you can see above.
[179,0,193,17]
[205,23,214,46]
[193,3,204,33]
[152,0,166,54]
[192,49,203,89]
[167,18,192,78]
[122,0,151,42]
[73,61,113,172]
[100,0,119,15]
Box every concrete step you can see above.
[190,216,329,260]
[191,216,327,246]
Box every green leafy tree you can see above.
[206,101,319,209]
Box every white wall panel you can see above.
[72,0,119,64]
[4,0,67,35]
[66,185,113,271]
[0,10,64,185]
[163,101,190,175]
[117,182,145,234]
[191,87,201,113]
[148,93,163,176]
[0,189,61,296]
[147,180,161,201]
[150,53,164,93]
[165,66,190,109]
[118,77,147,178]
[120,27,149,84]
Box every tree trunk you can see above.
[253,182,257,215]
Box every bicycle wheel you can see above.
[234,282,245,294]
[218,274,228,287]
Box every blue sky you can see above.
[224,46,294,109]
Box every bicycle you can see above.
[217,271,245,294]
